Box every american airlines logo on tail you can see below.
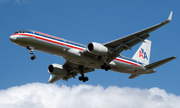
[132,40,151,65]
[139,48,148,60]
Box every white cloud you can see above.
[0,83,180,108]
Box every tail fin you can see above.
[132,40,151,65]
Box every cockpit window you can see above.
[25,31,32,34]
[14,31,25,34]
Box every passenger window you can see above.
[35,33,39,35]
[25,31,32,34]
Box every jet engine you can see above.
[48,64,68,76]
[87,42,110,55]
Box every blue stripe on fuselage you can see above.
[22,30,143,67]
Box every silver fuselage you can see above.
[10,31,156,75]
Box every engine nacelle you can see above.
[48,64,68,76]
[87,42,110,55]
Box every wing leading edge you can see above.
[103,11,173,63]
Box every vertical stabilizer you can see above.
[132,40,151,65]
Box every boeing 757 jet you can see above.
[10,11,176,83]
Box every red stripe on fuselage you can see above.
[12,33,141,67]
[115,58,141,67]
[12,33,85,50]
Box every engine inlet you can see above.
[48,65,54,73]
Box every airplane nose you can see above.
[9,35,17,42]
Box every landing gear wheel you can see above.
[107,65,111,70]
[105,68,108,71]
[27,46,36,60]
[31,55,36,60]
[78,66,89,82]
[101,65,105,69]
[79,76,83,81]
[79,76,88,82]
[101,63,111,71]
[83,77,88,82]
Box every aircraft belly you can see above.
[65,49,103,69]
[111,60,145,74]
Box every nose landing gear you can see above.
[27,46,36,60]
[30,55,36,60]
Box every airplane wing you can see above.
[48,61,94,83]
[102,11,173,63]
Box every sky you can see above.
[1,0,180,107]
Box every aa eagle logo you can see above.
[139,48,148,60]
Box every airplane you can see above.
[10,11,176,83]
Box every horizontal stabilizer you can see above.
[129,73,142,79]
[145,56,176,69]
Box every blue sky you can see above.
[1,0,180,107]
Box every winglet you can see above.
[168,11,173,21]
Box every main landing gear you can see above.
[101,63,111,71]
[78,66,89,82]
[26,46,36,60]
[99,56,111,71]
[79,76,89,82]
